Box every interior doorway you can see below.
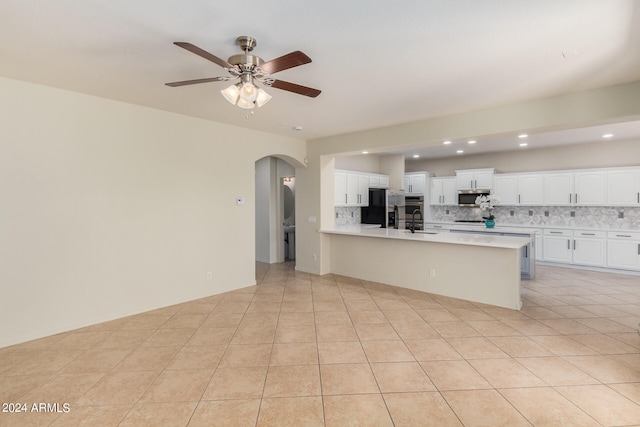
[255,157,296,264]
[282,176,295,261]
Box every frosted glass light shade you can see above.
[236,98,255,109]
[239,82,258,102]
[221,85,240,104]
[255,88,272,108]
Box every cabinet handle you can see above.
[637,192,639,203]
[573,240,576,250]
[575,193,578,204]
[518,194,521,203]
[345,194,347,204]
[569,194,572,203]
[550,231,563,234]
[638,244,640,255]
[581,233,595,236]
[616,234,632,238]
[567,239,571,250]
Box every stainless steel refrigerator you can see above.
[361,189,405,228]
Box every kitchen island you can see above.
[320,225,532,310]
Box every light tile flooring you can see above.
[1,263,639,426]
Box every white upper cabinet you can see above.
[334,171,348,206]
[493,174,519,205]
[545,172,574,205]
[544,170,607,206]
[335,170,382,207]
[574,170,606,205]
[404,173,426,194]
[494,173,544,206]
[607,168,640,206]
[430,177,456,205]
[456,168,494,190]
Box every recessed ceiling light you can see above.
[456,150,464,154]
[518,134,528,139]
[602,134,613,138]
[412,154,420,158]
[443,140,452,145]
[362,151,369,154]
[519,143,528,147]
[468,140,476,144]
[292,125,303,131]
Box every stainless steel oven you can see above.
[405,195,424,230]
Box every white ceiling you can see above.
[2,1,640,158]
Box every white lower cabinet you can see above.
[572,231,607,267]
[542,229,606,267]
[607,231,640,271]
[542,230,573,264]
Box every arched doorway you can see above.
[255,156,297,265]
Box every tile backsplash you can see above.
[335,207,361,225]
[431,205,640,229]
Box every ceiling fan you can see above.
[165,36,321,110]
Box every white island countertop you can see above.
[320,225,531,249]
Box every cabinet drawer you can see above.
[543,229,572,237]
[573,230,606,239]
[607,231,640,240]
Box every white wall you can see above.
[0,77,305,347]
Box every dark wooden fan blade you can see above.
[174,42,232,69]
[267,79,321,98]
[165,77,228,87]
[261,51,312,74]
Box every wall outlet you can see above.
[429,268,436,278]
[206,272,213,280]
[618,211,624,219]
[510,210,514,216]
[570,211,575,217]
[528,210,533,216]
[544,211,549,217]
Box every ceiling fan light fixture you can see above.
[236,98,255,109]
[255,88,272,108]
[221,84,240,104]
[239,82,258,102]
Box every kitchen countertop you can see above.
[320,225,531,249]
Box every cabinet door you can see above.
[519,174,545,205]
[542,235,572,263]
[545,173,574,205]
[607,240,640,270]
[430,179,443,204]
[573,238,606,267]
[358,174,370,206]
[403,175,411,193]
[410,174,426,194]
[574,171,606,205]
[379,175,390,189]
[334,172,347,206]
[607,169,640,206]
[442,178,457,205]
[369,175,380,189]
[493,175,518,205]
[346,173,359,205]
[456,172,475,190]
[474,170,494,189]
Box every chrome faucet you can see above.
[410,209,423,233]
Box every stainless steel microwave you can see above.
[458,190,490,206]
